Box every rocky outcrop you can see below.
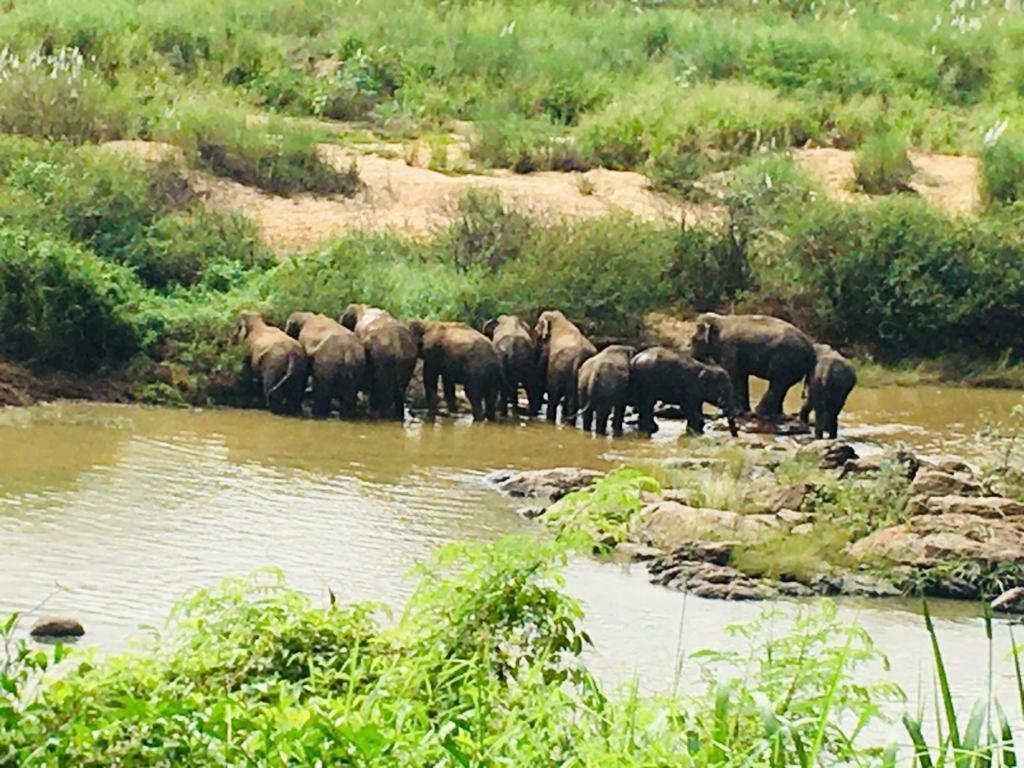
[647,548,814,600]
[30,616,85,639]
[848,513,1024,568]
[991,587,1024,614]
[488,467,602,501]
[641,501,779,551]
[908,494,1024,519]
[908,469,983,498]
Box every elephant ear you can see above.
[229,318,248,344]
[535,314,552,342]
[482,318,498,339]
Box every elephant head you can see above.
[339,303,367,331]
[482,318,498,339]
[406,319,429,355]
[230,311,264,344]
[534,310,567,346]
[284,311,315,339]
[690,313,722,363]
[698,362,738,436]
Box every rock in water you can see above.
[487,467,602,501]
[30,616,85,639]
[991,587,1024,614]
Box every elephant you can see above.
[799,344,857,439]
[577,345,636,436]
[285,311,366,418]
[407,320,502,422]
[534,310,596,426]
[230,311,308,415]
[690,312,815,420]
[630,346,739,437]
[339,304,417,420]
[483,314,543,417]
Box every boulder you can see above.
[991,587,1024,614]
[765,482,816,514]
[661,456,727,471]
[908,469,982,498]
[837,573,902,598]
[30,616,85,639]
[849,513,1024,569]
[641,502,769,549]
[649,559,773,600]
[909,495,1024,520]
[613,542,663,562]
[777,508,810,526]
[798,440,858,469]
[488,467,602,501]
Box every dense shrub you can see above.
[853,132,915,195]
[980,131,1024,206]
[171,105,362,196]
[0,230,142,371]
[777,200,1024,357]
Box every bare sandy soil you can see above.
[794,147,980,214]
[102,140,982,254]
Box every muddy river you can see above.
[1,385,1022,729]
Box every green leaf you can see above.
[903,712,935,768]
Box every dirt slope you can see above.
[199,146,712,253]
[795,147,980,214]
[103,140,981,254]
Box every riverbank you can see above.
[492,427,1024,609]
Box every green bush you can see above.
[0,229,142,371]
[1,537,905,766]
[0,47,132,143]
[981,131,1024,206]
[853,132,915,195]
[171,105,362,196]
[127,208,272,290]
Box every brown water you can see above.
[1,386,1022,729]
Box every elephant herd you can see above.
[230,306,857,440]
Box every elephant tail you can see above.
[267,351,299,400]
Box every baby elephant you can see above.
[630,347,738,437]
[285,311,366,418]
[800,344,857,439]
[230,311,308,415]
[577,345,636,436]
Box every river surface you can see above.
[1,385,1023,734]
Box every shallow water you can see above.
[1,385,1022,734]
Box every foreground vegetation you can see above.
[2,537,1022,766]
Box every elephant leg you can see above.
[485,384,498,422]
[827,410,839,440]
[443,376,457,415]
[464,381,485,422]
[684,398,705,435]
[595,408,610,436]
[526,375,544,417]
[423,367,440,414]
[734,374,751,414]
[612,402,626,436]
[312,382,332,418]
[799,390,812,424]
[564,388,579,427]
[637,397,657,435]
[581,404,593,432]
[755,380,789,420]
[546,385,561,423]
[499,379,512,418]
[814,404,827,440]
[388,379,401,420]
[340,387,358,419]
